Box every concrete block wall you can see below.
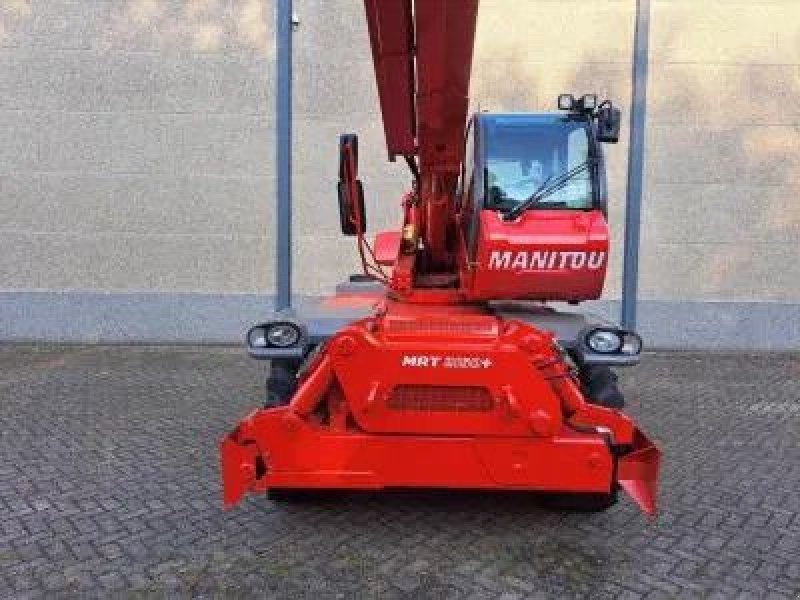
[0,0,276,295]
[0,0,798,348]
[644,0,800,304]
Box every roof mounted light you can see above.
[578,94,598,112]
[557,94,575,111]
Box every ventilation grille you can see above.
[387,385,493,412]
[386,319,497,336]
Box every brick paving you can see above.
[0,345,798,599]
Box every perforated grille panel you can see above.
[387,385,493,412]
[392,320,490,333]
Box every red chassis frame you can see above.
[222,301,660,515]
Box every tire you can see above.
[537,488,618,513]
[264,360,300,408]
[580,365,625,409]
[267,488,315,502]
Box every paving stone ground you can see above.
[0,345,798,599]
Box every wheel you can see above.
[579,365,625,409]
[264,360,300,408]
[537,489,618,513]
[267,488,315,502]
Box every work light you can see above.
[247,326,268,348]
[557,94,575,111]
[580,94,598,111]
[586,329,623,354]
[266,323,301,348]
[621,332,643,355]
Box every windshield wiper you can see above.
[502,160,590,221]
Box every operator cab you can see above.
[459,95,621,302]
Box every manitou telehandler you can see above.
[221,0,661,514]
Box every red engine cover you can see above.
[330,310,564,437]
[464,209,609,302]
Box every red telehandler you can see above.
[221,0,661,514]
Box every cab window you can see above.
[484,116,592,211]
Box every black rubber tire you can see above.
[537,489,618,513]
[580,365,625,409]
[266,488,315,502]
[264,360,300,408]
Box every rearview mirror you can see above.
[596,106,621,143]
[337,134,367,236]
[337,180,366,236]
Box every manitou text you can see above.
[487,250,606,271]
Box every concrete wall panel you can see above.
[652,1,800,65]
[645,183,800,246]
[649,125,800,185]
[0,110,40,172]
[0,174,273,237]
[0,230,270,292]
[0,0,278,300]
[650,64,800,127]
[642,0,800,309]
[640,241,800,302]
[476,0,634,66]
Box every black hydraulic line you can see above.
[404,154,421,189]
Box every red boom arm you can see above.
[365,0,479,275]
[365,0,478,173]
